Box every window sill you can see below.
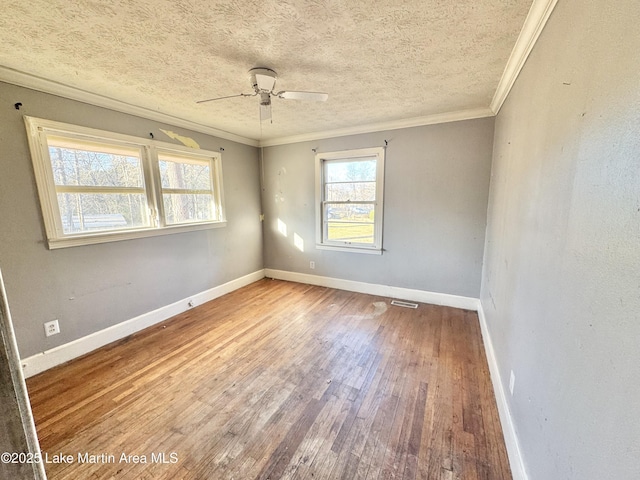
[315,244,383,255]
[46,221,227,249]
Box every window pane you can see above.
[326,182,376,201]
[327,222,375,244]
[163,194,214,225]
[48,144,144,188]
[159,158,211,191]
[57,193,149,234]
[325,158,376,183]
[325,203,375,244]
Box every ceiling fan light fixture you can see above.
[250,67,277,92]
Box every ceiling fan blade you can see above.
[196,92,255,104]
[260,103,272,122]
[276,91,328,102]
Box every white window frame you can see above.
[153,148,225,228]
[25,116,226,249]
[315,147,385,254]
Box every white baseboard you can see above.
[264,268,479,311]
[476,301,528,480]
[21,269,265,378]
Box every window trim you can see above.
[24,116,226,249]
[315,147,385,254]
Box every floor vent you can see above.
[390,300,418,309]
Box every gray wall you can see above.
[0,82,263,359]
[262,118,494,298]
[481,1,640,479]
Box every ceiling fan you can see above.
[197,67,328,122]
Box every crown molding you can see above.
[258,107,495,147]
[490,0,559,114]
[1,65,490,150]
[0,66,258,147]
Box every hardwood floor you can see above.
[26,279,512,480]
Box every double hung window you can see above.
[157,151,221,226]
[25,117,225,248]
[315,147,385,254]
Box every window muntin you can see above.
[316,148,385,253]
[25,117,226,248]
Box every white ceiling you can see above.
[0,0,540,145]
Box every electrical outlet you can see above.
[509,370,515,396]
[309,261,315,269]
[44,320,60,337]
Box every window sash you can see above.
[56,192,151,234]
[321,201,377,246]
[322,202,377,246]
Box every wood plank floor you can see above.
[26,279,512,480]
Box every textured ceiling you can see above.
[0,0,533,142]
